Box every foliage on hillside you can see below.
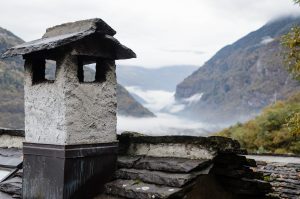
[217,92,300,155]
[276,0,300,147]
[0,27,25,129]
[282,26,300,80]
[294,0,300,5]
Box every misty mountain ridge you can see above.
[175,16,300,124]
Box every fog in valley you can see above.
[117,89,217,136]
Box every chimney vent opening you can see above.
[31,58,57,84]
[78,58,110,83]
[45,60,57,81]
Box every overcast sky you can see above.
[0,0,298,68]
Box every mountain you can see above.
[0,27,24,129]
[0,27,154,129]
[116,84,155,117]
[117,65,198,91]
[175,16,300,124]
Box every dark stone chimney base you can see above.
[22,142,118,199]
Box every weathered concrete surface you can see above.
[128,143,216,160]
[63,55,117,144]
[24,57,66,144]
[24,54,117,144]
[118,132,244,160]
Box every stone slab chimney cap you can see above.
[1,18,136,59]
[43,18,116,39]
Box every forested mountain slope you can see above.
[217,92,300,154]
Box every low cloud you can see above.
[260,36,275,45]
[126,86,205,114]
[117,113,219,136]
[183,93,203,105]
[125,86,175,112]
[119,87,219,135]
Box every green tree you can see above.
[294,0,300,4]
[282,27,300,80]
[282,0,300,134]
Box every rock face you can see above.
[175,16,300,123]
[0,27,154,129]
[0,27,23,54]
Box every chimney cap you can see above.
[1,18,136,59]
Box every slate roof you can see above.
[1,18,136,59]
[102,156,213,198]
[255,161,300,199]
[0,131,272,199]
[96,133,271,199]
[0,148,22,168]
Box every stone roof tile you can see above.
[131,156,211,173]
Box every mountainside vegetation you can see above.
[278,0,300,145]
[0,60,24,129]
[0,26,154,129]
[175,16,300,124]
[217,92,300,155]
[0,27,25,129]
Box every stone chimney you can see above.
[2,19,136,198]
